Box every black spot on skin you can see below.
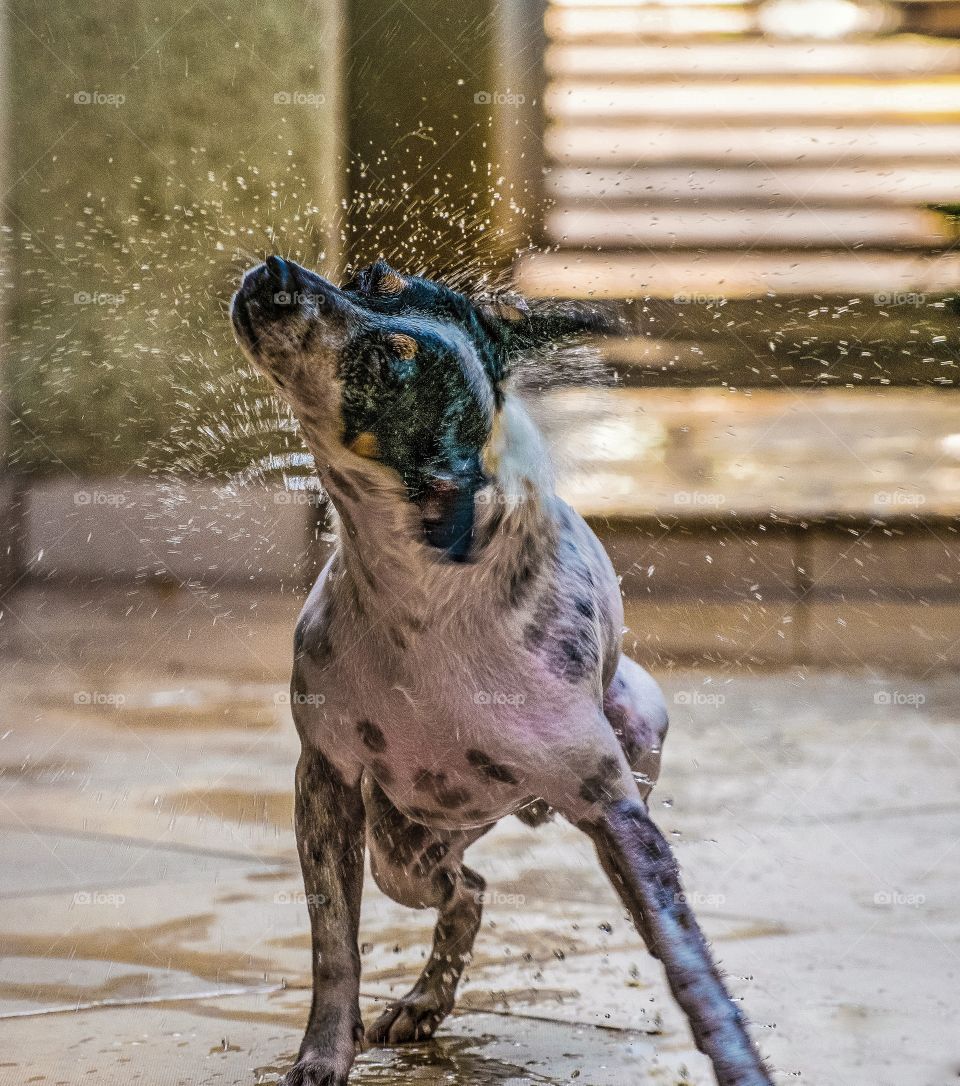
[466,748,519,786]
[507,532,540,607]
[515,798,553,826]
[574,597,595,620]
[370,758,393,786]
[579,755,622,804]
[368,787,431,867]
[432,867,457,905]
[414,768,471,809]
[461,867,486,896]
[554,634,598,684]
[523,594,557,653]
[357,719,387,753]
[414,840,450,877]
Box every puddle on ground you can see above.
[0,915,277,995]
[52,682,284,731]
[0,758,85,784]
[161,788,292,828]
[257,1034,563,1085]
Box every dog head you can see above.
[231,256,608,560]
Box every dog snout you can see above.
[265,254,295,300]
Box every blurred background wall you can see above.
[2,0,960,667]
[3,0,343,478]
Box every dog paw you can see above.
[366,993,451,1045]
[280,1059,348,1086]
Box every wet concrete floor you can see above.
[1,586,958,1084]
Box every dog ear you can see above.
[477,295,622,356]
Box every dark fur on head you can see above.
[342,258,621,401]
[232,256,617,560]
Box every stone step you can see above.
[548,165,960,205]
[547,78,960,120]
[515,249,960,299]
[604,336,960,389]
[545,386,960,519]
[548,39,960,77]
[546,123,960,165]
[547,3,755,41]
[546,205,951,248]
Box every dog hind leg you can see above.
[364,778,489,1044]
[584,799,773,1086]
[604,655,669,801]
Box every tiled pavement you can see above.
[1,586,958,1085]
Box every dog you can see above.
[231,254,773,1086]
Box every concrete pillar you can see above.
[0,0,17,594]
[2,1,346,586]
[342,0,548,278]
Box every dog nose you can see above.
[265,254,295,294]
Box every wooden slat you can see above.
[548,165,960,204]
[550,387,960,519]
[548,40,960,77]
[540,0,960,385]
[551,0,752,7]
[546,123,960,163]
[515,249,960,298]
[548,78,960,119]
[601,333,960,388]
[547,5,754,39]
[547,206,950,248]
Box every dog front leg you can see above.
[583,799,773,1086]
[284,747,365,1086]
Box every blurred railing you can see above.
[519,0,960,388]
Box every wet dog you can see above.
[231,256,773,1086]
